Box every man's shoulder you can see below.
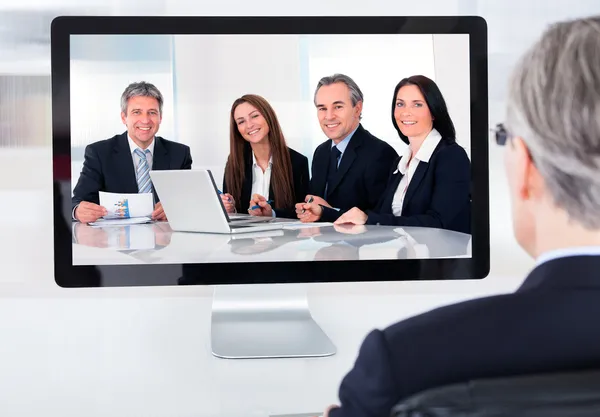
[314,139,332,155]
[355,125,396,153]
[382,290,525,344]
[287,146,309,164]
[86,133,125,151]
[157,136,190,152]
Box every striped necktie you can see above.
[134,148,152,194]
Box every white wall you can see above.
[156,33,469,186]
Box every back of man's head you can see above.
[505,16,600,243]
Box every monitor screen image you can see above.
[52,16,489,288]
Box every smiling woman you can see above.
[222,93,310,219]
[334,75,472,234]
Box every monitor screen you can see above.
[51,16,490,287]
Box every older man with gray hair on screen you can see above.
[71,81,193,224]
[318,15,600,417]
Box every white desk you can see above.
[0,291,489,417]
[72,222,472,265]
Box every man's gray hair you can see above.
[314,73,364,114]
[120,81,164,115]
[505,16,600,229]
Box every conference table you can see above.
[72,221,471,266]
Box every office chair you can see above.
[391,369,600,417]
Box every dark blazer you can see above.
[71,132,192,211]
[329,255,600,417]
[366,138,471,234]
[310,124,398,222]
[222,144,309,219]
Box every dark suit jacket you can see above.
[71,132,192,210]
[329,255,600,417]
[310,124,398,222]
[366,139,471,234]
[222,144,309,219]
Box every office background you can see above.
[69,33,470,189]
[1,1,599,416]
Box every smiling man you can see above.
[71,81,192,223]
[296,74,398,223]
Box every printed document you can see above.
[99,191,154,219]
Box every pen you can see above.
[217,189,232,202]
[301,196,314,213]
[250,200,274,210]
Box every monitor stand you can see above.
[210,283,336,359]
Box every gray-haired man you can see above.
[72,81,192,223]
[320,15,600,417]
[296,73,398,223]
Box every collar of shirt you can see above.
[396,128,442,174]
[535,246,600,267]
[252,152,273,168]
[331,125,358,155]
[128,134,155,157]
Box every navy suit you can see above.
[329,255,600,417]
[222,144,310,219]
[310,124,398,222]
[366,138,471,234]
[71,132,192,210]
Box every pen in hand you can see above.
[218,189,232,202]
[250,200,273,210]
[301,196,314,213]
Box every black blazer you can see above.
[366,138,471,234]
[329,255,600,417]
[222,144,309,219]
[310,124,398,222]
[71,132,193,210]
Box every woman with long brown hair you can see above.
[221,94,309,219]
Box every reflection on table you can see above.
[72,221,472,265]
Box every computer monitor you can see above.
[51,16,490,359]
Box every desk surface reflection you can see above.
[72,222,472,265]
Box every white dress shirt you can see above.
[251,153,273,200]
[128,135,155,172]
[535,246,600,267]
[391,128,442,216]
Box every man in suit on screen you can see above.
[296,73,398,223]
[71,81,192,223]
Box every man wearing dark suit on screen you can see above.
[295,74,398,223]
[318,16,600,417]
[72,81,192,223]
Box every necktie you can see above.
[325,146,342,199]
[134,148,152,194]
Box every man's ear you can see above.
[120,112,127,125]
[354,101,363,117]
[512,136,540,201]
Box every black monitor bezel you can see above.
[51,16,490,287]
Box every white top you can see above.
[128,135,155,170]
[251,153,273,200]
[535,246,600,267]
[391,128,442,216]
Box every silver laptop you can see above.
[149,169,295,234]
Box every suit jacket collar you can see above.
[112,132,138,193]
[324,123,366,198]
[112,132,169,195]
[401,138,446,212]
[151,135,169,170]
[518,255,600,292]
